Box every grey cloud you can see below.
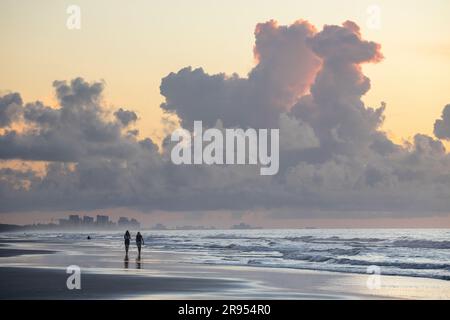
[434,104,450,140]
[24,101,59,125]
[309,21,383,64]
[0,78,153,162]
[53,78,103,109]
[291,21,386,160]
[279,113,319,151]
[114,108,138,126]
[413,133,446,156]
[0,93,22,127]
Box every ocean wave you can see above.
[285,236,384,243]
[307,248,362,256]
[392,239,450,249]
[282,253,333,263]
[203,234,259,240]
[334,258,450,270]
[281,252,450,270]
[208,243,277,253]
[243,259,450,281]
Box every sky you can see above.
[1,0,450,227]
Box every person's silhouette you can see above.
[124,230,131,259]
[136,232,144,259]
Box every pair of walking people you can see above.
[124,230,144,259]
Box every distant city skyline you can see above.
[58,214,140,229]
[1,213,269,231]
[20,214,141,230]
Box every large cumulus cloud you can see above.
[160,20,320,129]
[1,19,450,218]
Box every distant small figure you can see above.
[124,230,131,258]
[87,235,91,240]
[136,232,144,259]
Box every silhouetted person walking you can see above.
[124,230,131,259]
[136,232,144,259]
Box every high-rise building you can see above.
[96,215,109,226]
[83,216,94,225]
[69,215,81,226]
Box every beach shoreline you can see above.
[0,240,449,300]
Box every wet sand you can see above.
[0,248,56,257]
[0,237,449,299]
[0,266,240,299]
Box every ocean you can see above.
[2,229,449,281]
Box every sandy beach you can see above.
[0,235,449,300]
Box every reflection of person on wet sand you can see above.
[136,232,144,259]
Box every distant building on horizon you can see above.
[175,225,216,230]
[49,214,140,230]
[152,223,167,230]
[83,216,94,226]
[231,222,260,230]
[96,215,110,226]
[118,217,130,226]
[69,215,81,226]
[118,217,140,229]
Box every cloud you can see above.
[160,20,320,129]
[434,104,450,140]
[114,108,138,126]
[1,20,450,218]
[0,78,152,162]
[279,113,319,151]
[291,21,386,160]
[0,93,22,127]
